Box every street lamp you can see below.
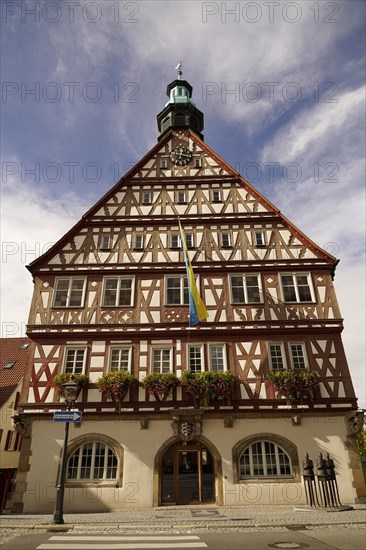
[53,378,79,524]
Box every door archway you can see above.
[153,436,223,506]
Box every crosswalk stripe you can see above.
[49,536,201,541]
[37,543,207,549]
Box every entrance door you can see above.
[161,442,215,505]
[176,449,199,504]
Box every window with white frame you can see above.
[134,234,144,249]
[185,233,194,248]
[194,157,201,168]
[67,441,118,481]
[141,191,152,204]
[100,234,111,249]
[64,348,86,375]
[209,344,226,371]
[53,278,86,308]
[212,190,221,202]
[177,190,186,204]
[170,234,180,248]
[254,231,265,246]
[151,348,172,373]
[268,343,286,371]
[239,441,292,478]
[166,276,189,305]
[230,274,262,304]
[188,345,203,373]
[289,343,307,370]
[109,347,131,372]
[102,277,134,307]
[160,158,168,169]
[281,274,313,302]
[221,233,231,247]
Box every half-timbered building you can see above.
[13,69,364,512]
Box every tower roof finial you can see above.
[175,61,183,80]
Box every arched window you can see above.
[67,441,118,482]
[239,440,292,478]
[233,434,300,483]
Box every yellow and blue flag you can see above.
[179,221,208,326]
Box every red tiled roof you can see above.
[0,337,31,407]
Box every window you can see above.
[239,441,292,478]
[160,158,168,169]
[268,344,286,371]
[170,234,180,248]
[64,348,86,375]
[53,278,86,308]
[166,276,189,305]
[4,361,16,369]
[152,348,171,373]
[209,344,226,371]
[194,157,201,168]
[109,348,131,372]
[290,343,307,370]
[4,430,21,452]
[281,274,313,302]
[177,190,186,204]
[142,191,152,204]
[185,233,194,248]
[102,277,134,307]
[254,231,265,246]
[221,233,231,247]
[230,274,262,304]
[20,342,29,350]
[212,190,221,202]
[188,345,203,373]
[67,441,118,481]
[134,234,144,249]
[100,234,111,249]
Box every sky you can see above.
[1,0,365,407]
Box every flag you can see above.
[179,221,208,326]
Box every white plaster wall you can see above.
[21,414,357,513]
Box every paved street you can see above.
[1,506,365,549]
[1,528,366,550]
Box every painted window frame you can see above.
[253,231,266,247]
[63,348,87,375]
[53,277,87,308]
[194,157,201,168]
[289,342,308,370]
[280,273,315,303]
[187,344,204,373]
[102,276,135,307]
[109,347,132,372]
[238,440,293,479]
[176,190,187,204]
[99,234,111,250]
[208,343,227,372]
[134,234,144,250]
[165,275,189,306]
[229,274,263,304]
[151,348,173,374]
[65,435,123,488]
[268,343,287,371]
[221,232,232,248]
[141,191,152,204]
[170,233,180,248]
[211,189,222,203]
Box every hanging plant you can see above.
[96,370,136,404]
[142,372,179,402]
[52,372,89,397]
[266,369,319,403]
[181,370,236,408]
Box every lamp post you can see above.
[53,379,79,525]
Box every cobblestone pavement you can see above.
[1,505,365,546]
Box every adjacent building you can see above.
[13,70,364,512]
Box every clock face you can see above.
[169,146,193,166]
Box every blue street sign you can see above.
[53,411,82,423]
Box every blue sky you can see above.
[1,0,365,406]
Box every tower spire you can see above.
[156,66,204,141]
